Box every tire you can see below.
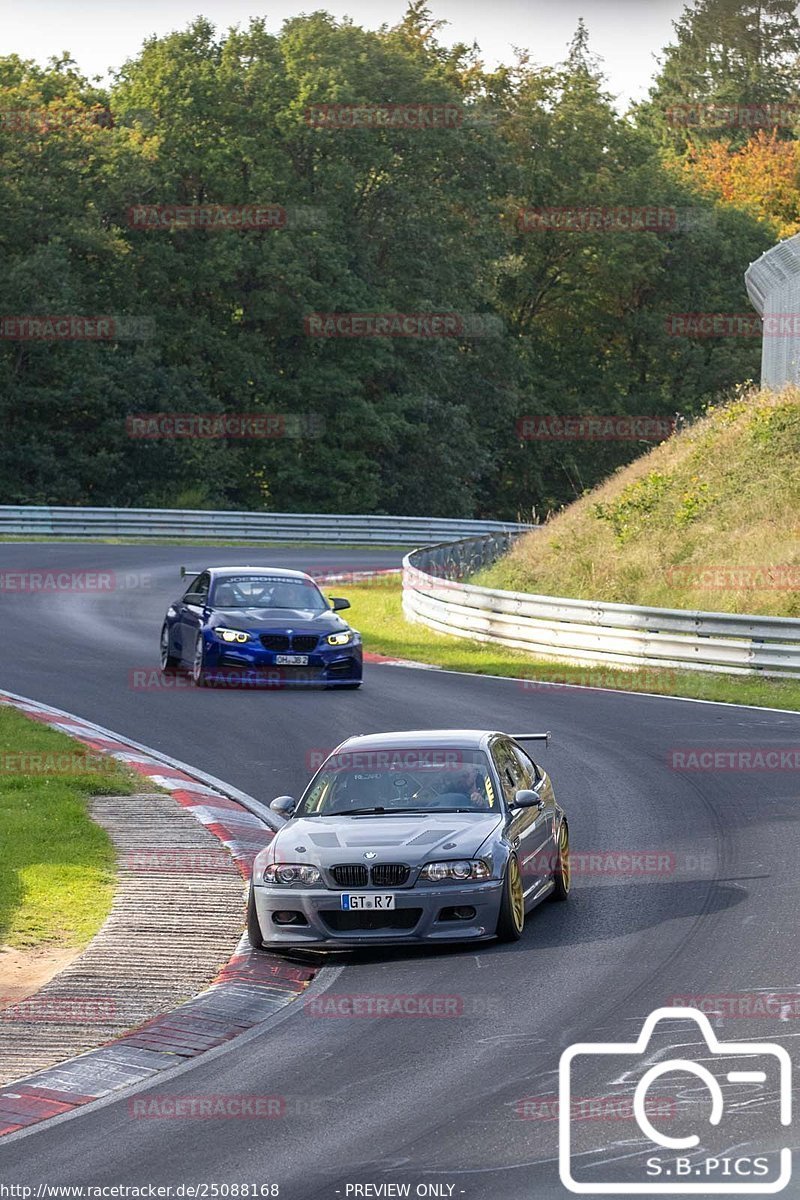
[496,854,525,942]
[191,634,211,687]
[550,820,571,902]
[159,623,179,672]
[246,886,264,950]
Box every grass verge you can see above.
[0,707,136,949]
[348,579,800,712]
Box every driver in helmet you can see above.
[451,765,490,809]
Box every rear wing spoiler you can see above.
[512,732,551,748]
[180,566,203,579]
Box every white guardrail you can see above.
[5,507,796,677]
[402,536,800,679]
[0,506,532,546]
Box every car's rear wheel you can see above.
[246,886,264,950]
[550,820,570,901]
[160,623,179,672]
[192,635,210,687]
[496,854,525,941]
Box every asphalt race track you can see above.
[1,543,799,1198]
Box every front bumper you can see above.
[252,881,503,945]
[202,638,362,686]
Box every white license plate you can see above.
[275,654,309,665]
[341,894,395,911]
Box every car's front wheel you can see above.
[496,854,525,942]
[191,635,210,687]
[550,820,570,901]
[160,623,180,672]
[246,886,263,950]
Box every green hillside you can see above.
[479,389,800,618]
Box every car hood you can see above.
[208,609,350,634]
[269,813,503,865]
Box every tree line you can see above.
[1,0,797,518]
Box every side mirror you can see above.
[183,593,206,606]
[513,789,543,810]
[270,795,297,818]
[329,596,350,612]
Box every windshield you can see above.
[296,748,497,816]
[211,575,328,612]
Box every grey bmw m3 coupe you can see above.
[247,728,570,948]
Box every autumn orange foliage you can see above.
[675,130,800,238]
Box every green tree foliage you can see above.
[483,36,769,514]
[636,0,800,150]
[0,8,775,517]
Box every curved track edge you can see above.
[0,690,324,1142]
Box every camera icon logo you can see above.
[559,1006,792,1194]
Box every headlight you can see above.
[262,863,321,886]
[419,860,491,882]
[327,631,354,646]
[215,628,251,643]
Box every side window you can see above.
[303,776,331,814]
[491,740,526,806]
[181,574,200,601]
[512,745,540,789]
[184,573,210,603]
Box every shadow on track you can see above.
[258,880,746,969]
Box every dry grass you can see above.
[478,387,800,616]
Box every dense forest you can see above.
[2,0,799,518]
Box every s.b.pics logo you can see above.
[559,1007,791,1193]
